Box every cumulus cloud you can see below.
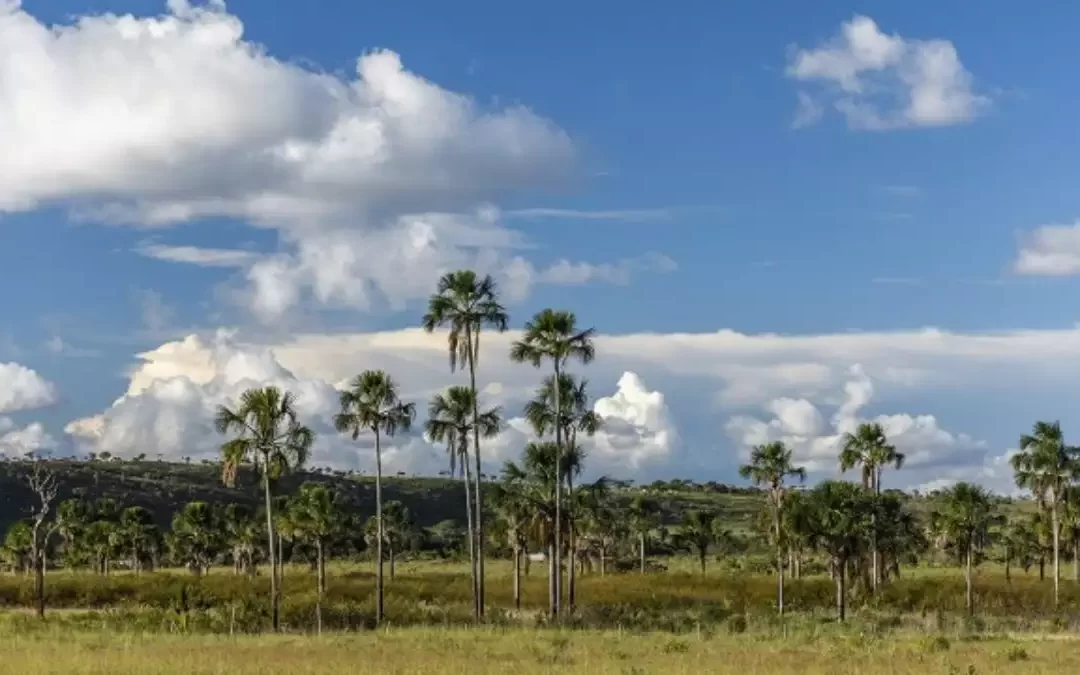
[0,362,58,414]
[787,15,988,130]
[66,332,676,478]
[1013,221,1080,276]
[0,418,59,457]
[0,1,671,320]
[725,364,987,488]
[63,323,1080,488]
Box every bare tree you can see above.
[22,454,60,619]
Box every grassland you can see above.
[0,625,1077,674]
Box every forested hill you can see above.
[0,459,1029,537]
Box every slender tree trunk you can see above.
[262,469,280,633]
[513,541,521,610]
[552,360,563,618]
[390,546,396,581]
[1074,540,1079,582]
[277,533,284,581]
[375,428,385,625]
[794,553,801,580]
[33,547,44,619]
[460,441,479,620]
[1005,545,1012,583]
[836,557,846,623]
[567,473,576,612]
[639,532,646,574]
[467,326,486,618]
[965,546,973,616]
[871,475,880,592]
[316,538,326,597]
[313,537,324,635]
[1053,505,1061,607]
[547,537,556,616]
[1040,557,1045,581]
[775,508,784,617]
[699,549,706,576]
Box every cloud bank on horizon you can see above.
[0,2,1073,493]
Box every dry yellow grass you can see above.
[0,627,1076,674]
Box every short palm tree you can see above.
[510,309,595,616]
[424,386,501,619]
[627,496,661,574]
[334,370,415,624]
[423,269,508,616]
[930,482,1001,615]
[679,510,719,575]
[739,441,806,616]
[839,422,903,590]
[288,483,345,600]
[1012,420,1080,606]
[802,480,874,622]
[216,386,314,632]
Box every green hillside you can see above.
[0,459,1036,540]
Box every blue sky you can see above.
[4,0,1080,490]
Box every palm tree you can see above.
[1064,487,1080,583]
[627,496,661,574]
[931,483,1001,615]
[288,483,346,611]
[423,269,509,616]
[216,386,314,632]
[221,503,260,576]
[168,501,224,576]
[491,481,532,610]
[801,480,875,622]
[423,386,502,618]
[524,373,601,610]
[510,309,595,616]
[839,422,904,590]
[679,510,719,575]
[739,441,806,616]
[1012,420,1080,607]
[501,441,570,614]
[118,506,159,574]
[333,370,415,624]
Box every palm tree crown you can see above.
[424,386,502,477]
[215,386,315,488]
[334,371,416,440]
[509,309,596,369]
[421,270,509,372]
[839,422,903,492]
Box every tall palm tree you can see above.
[1012,420,1080,607]
[424,386,502,618]
[524,373,601,610]
[333,370,415,624]
[423,269,508,616]
[930,482,1001,615]
[216,386,314,632]
[739,441,806,616]
[839,421,903,590]
[510,309,595,617]
[628,496,661,574]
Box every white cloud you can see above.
[787,15,988,130]
[0,1,669,320]
[0,418,58,457]
[0,362,58,414]
[62,323,1080,488]
[66,332,675,478]
[1014,221,1080,276]
[725,364,986,487]
[45,336,101,358]
[136,243,260,268]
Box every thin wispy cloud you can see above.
[506,207,674,223]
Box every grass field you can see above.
[0,626,1076,674]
